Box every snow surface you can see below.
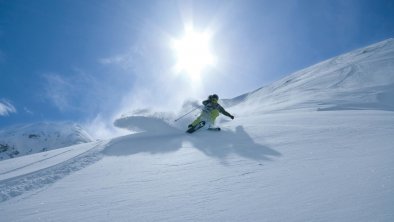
[1,39,394,221]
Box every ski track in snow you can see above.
[0,141,106,202]
[0,149,73,176]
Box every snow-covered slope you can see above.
[1,39,393,222]
[0,122,93,160]
[229,38,394,113]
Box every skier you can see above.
[187,94,234,132]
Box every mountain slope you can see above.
[1,39,394,221]
[230,38,394,113]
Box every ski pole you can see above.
[174,107,198,122]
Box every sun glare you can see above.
[172,27,215,80]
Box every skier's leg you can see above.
[190,114,203,127]
[208,109,220,127]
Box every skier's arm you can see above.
[218,105,234,119]
[202,100,210,106]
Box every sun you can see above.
[172,27,215,80]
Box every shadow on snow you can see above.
[104,117,281,162]
[188,126,281,161]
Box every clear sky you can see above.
[1,0,394,136]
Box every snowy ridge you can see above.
[0,122,93,160]
[231,38,394,114]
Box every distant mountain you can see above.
[0,122,93,160]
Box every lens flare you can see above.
[172,26,216,80]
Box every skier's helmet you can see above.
[210,94,219,103]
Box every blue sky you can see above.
[1,0,394,135]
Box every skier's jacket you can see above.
[202,99,232,118]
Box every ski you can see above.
[186,121,205,134]
[208,127,221,131]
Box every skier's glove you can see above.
[230,115,234,120]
